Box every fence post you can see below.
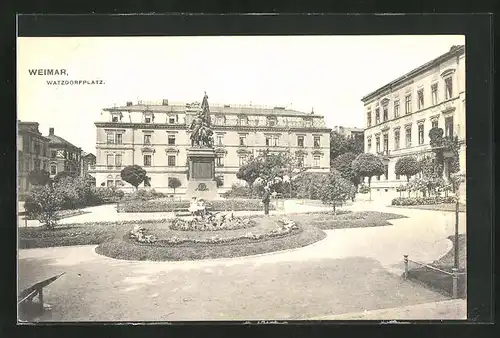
[452,268,459,299]
[403,255,409,279]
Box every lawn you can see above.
[391,203,466,213]
[407,234,466,298]
[289,211,406,230]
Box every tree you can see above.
[25,186,63,230]
[27,169,51,186]
[236,150,293,192]
[293,172,329,200]
[331,152,361,188]
[120,165,147,190]
[394,156,420,182]
[53,171,78,183]
[320,172,353,215]
[330,132,364,161]
[168,177,182,194]
[351,153,384,200]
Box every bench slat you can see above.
[18,273,65,300]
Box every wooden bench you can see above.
[18,273,65,318]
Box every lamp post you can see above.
[443,150,459,270]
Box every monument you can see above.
[185,92,219,200]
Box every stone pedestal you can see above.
[186,147,218,200]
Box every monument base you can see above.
[186,146,218,201]
[185,180,219,201]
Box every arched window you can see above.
[50,163,57,175]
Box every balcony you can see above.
[377,149,391,157]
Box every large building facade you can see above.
[17,121,51,197]
[361,45,465,195]
[92,100,331,193]
[47,127,83,179]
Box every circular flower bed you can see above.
[128,217,299,246]
[169,212,256,231]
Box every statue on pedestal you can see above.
[189,92,214,147]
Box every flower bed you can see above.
[391,196,457,206]
[169,213,256,231]
[127,217,299,246]
[118,199,275,213]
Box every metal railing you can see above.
[403,255,466,299]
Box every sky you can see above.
[17,35,465,154]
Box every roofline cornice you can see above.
[361,45,465,103]
[94,122,331,133]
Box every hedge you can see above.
[391,196,457,206]
[118,199,276,213]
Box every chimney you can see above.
[49,127,54,135]
[126,101,133,106]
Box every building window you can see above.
[267,116,277,127]
[51,150,57,158]
[405,94,412,114]
[273,136,279,147]
[396,173,400,180]
[417,89,424,110]
[394,100,400,118]
[115,133,122,145]
[144,154,152,167]
[405,127,412,147]
[144,134,151,145]
[107,154,114,168]
[431,83,438,105]
[445,116,454,137]
[168,116,176,124]
[375,136,380,153]
[418,124,425,145]
[50,164,57,175]
[394,129,400,150]
[432,119,439,129]
[367,138,372,151]
[115,154,122,167]
[265,136,271,147]
[377,175,380,180]
[383,134,388,152]
[107,133,114,144]
[240,116,248,126]
[313,156,320,168]
[313,136,320,148]
[239,135,246,146]
[383,106,388,122]
[112,116,119,122]
[167,155,176,167]
[367,111,372,127]
[375,108,380,124]
[216,156,224,167]
[384,165,389,180]
[297,136,304,147]
[239,156,245,166]
[107,180,114,187]
[217,135,223,146]
[168,135,176,145]
[445,77,453,99]
[145,117,151,124]
[33,159,41,170]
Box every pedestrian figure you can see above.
[262,185,271,215]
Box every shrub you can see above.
[118,199,275,213]
[222,184,260,199]
[391,196,458,206]
[293,172,329,200]
[358,184,370,194]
